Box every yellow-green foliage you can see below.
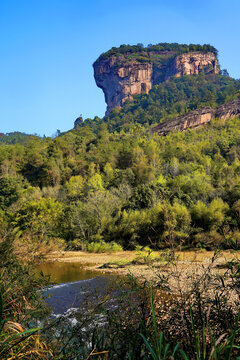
[134,245,156,264]
[0,75,240,250]
[87,241,123,253]
[65,175,84,199]
[12,197,63,238]
[191,198,229,231]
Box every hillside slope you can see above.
[76,74,240,133]
[151,98,240,136]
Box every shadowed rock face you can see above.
[151,99,240,136]
[93,51,219,115]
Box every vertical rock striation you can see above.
[166,52,219,79]
[94,57,153,115]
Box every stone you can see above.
[74,116,83,129]
[166,52,219,79]
[151,99,240,136]
[94,57,153,115]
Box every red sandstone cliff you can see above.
[94,50,219,115]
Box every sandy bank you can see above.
[45,250,240,288]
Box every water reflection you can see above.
[38,262,103,284]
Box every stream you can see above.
[37,262,140,357]
[38,262,115,316]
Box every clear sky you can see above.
[0,0,239,136]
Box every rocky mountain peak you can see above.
[93,43,219,115]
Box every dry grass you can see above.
[87,349,109,359]
[1,320,51,360]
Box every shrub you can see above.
[87,241,123,253]
[193,230,224,249]
[133,245,156,264]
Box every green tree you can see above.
[12,197,63,239]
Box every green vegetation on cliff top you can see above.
[94,42,218,64]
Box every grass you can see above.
[140,285,184,359]
[0,233,52,359]
[0,289,50,360]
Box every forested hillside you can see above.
[83,74,240,132]
[1,74,240,250]
[0,132,39,145]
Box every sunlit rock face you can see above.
[93,50,219,115]
[94,57,153,115]
[215,99,240,120]
[166,52,219,79]
[151,99,240,136]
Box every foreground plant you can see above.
[0,233,53,359]
[140,286,184,360]
[0,289,51,359]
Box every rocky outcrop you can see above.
[215,99,240,120]
[151,107,214,136]
[94,57,153,115]
[74,116,84,129]
[166,52,219,79]
[151,98,240,136]
[94,49,219,115]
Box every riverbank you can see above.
[45,249,240,291]
[42,249,240,358]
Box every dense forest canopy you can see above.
[1,73,240,251]
[0,132,39,145]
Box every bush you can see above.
[193,230,224,249]
[87,241,123,253]
[133,245,156,264]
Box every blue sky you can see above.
[0,0,239,136]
